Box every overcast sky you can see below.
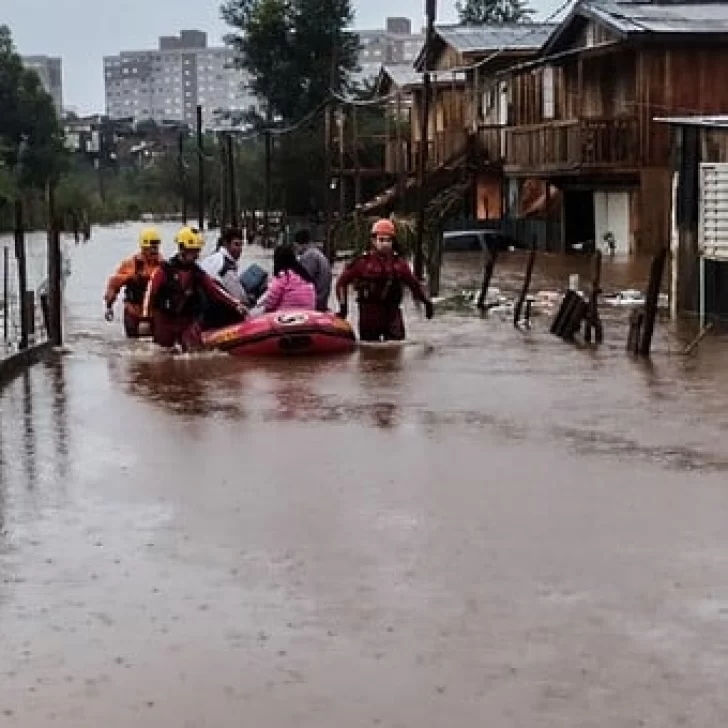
[3,0,554,113]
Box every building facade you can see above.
[356,17,425,84]
[103,30,255,128]
[22,55,63,113]
[500,0,728,256]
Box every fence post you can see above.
[47,180,63,346]
[14,197,29,350]
[3,246,8,344]
[639,248,668,357]
[514,238,537,328]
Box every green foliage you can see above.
[456,0,535,23]
[221,0,359,121]
[0,24,66,190]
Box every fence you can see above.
[0,231,52,356]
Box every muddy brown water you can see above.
[2,223,728,726]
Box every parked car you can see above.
[442,230,523,253]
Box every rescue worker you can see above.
[145,226,247,351]
[335,218,434,342]
[104,226,163,337]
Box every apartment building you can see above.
[103,30,255,128]
[22,55,63,112]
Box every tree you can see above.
[456,0,535,24]
[0,24,66,190]
[221,0,359,122]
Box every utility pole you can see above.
[338,106,346,219]
[324,44,339,262]
[219,133,229,229]
[352,105,362,212]
[264,119,272,248]
[414,0,436,280]
[227,133,238,227]
[196,105,205,231]
[178,131,188,224]
[324,101,335,260]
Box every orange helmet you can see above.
[371,219,396,238]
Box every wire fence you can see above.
[0,231,53,356]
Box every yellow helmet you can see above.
[175,226,205,251]
[139,226,162,249]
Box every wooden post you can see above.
[46,181,63,346]
[352,105,362,210]
[178,131,188,224]
[196,105,205,231]
[264,126,272,248]
[14,196,29,350]
[324,101,335,261]
[414,2,436,281]
[395,92,405,201]
[219,133,229,229]
[584,250,603,344]
[428,228,443,298]
[338,106,346,219]
[227,133,238,227]
[513,240,537,328]
[477,249,499,309]
[3,246,8,344]
[627,309,643,355]
[639,248,668,357]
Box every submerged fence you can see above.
[0,232,53,356]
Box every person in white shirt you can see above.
[200,227,248,303]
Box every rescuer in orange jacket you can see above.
[145,226,247,351]
[335,218,434,342]
[104,226,163,337]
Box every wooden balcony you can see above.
[504,117,639,175]
[477,124,506,164]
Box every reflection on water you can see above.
[21,372,36,490]
[0,357,74,538]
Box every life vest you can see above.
[124,255,152,306]
[154,258,205,318]
[353,253,404,307]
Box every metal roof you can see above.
[434,23,558,54]
[583,1,728,35]
[380,64,422,89]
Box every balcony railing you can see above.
[504,117,639,171]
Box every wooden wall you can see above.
[638,45,728,166]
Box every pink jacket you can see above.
[262,271,316,312]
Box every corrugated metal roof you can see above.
[381,64,422,88]
[435,23,558,53]
[586,1,728,35]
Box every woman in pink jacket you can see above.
[258,244,316,313]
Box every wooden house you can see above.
[411,23,556,219]
[502,0,728,255]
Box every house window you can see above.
[542,66,555,119]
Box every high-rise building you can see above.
[356,17,424,84]
[22,55,63,113]
[103,31,255,128]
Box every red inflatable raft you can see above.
[201,309,356,357]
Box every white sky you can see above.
[3,0,556,113]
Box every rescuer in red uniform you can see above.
[145,227,247,351]
[335,218,434,342]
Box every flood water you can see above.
[2,222,728,726]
